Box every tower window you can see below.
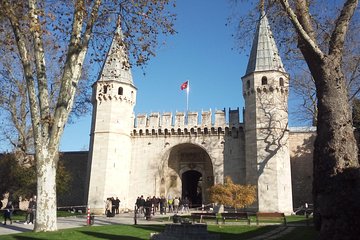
[261,76,268,85]
[279,77,284,87]
[131,91,134,100]
[103,85,108,94]
[118,87,123,95]
[246,80,250,90]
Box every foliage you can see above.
[0,154,71,200]
[208,176,256,209]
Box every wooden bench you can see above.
[221,212,250,225]
[256,212,287,225]
[191,213,218,224]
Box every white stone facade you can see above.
[86,12,308,215]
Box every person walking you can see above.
[144,197,152,220]
[3,201,14,225]
[24,197,36,225]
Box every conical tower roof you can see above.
[245,12,285,76]
[98,24,134,85]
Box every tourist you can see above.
[145,197,152,220]
[183,197,190,213]
[168,196,173,213]
[140,195,145,214]
[173,197,180,213]
[114,197,120,214]
[3,201,14,225]
[24,197,36,225]
[105,198,112,217]
[111,197,116,216]
[159,196,166,215]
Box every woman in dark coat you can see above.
[3,201,14,225]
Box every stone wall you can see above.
[289,128,316,208]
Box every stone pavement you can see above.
[247,226,295,240]
[0,212,164,235]
[0,212,304,239]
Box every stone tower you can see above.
[242,12,293,214]
[87,26,136,213]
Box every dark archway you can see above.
[182,170,202,206]
[165,143,214,204]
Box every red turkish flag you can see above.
[180,81,188,90]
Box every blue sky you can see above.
[60,0,296,151]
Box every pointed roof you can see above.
[245,11,286,76]
[98,24,134,85]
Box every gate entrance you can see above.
[165,143,214,205]
[182,170,202,206]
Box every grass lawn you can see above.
[0,224,317,240]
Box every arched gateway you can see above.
[86,11,297,214]
[162,143,214,206]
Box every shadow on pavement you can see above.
[0,223,32,233]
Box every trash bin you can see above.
[173,214,181,223]
[90,214,95,225]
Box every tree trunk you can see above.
[309,56,360,239]
[34,150,58,232]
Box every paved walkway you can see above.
[0,212,306,239]
[247,226,295,240]
[0,212,162,235]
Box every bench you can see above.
[221,212,250,225]
[191,213,218,224]
[256,212,286,225]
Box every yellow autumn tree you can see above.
[208,176,256,210]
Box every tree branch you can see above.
[29,0,51,138]
[329,0,359,56]
[5,1,42,149]
[50,0,101,150]
[278,0,324,60]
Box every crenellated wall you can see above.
[132,108,242,136]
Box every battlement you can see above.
[132,108,243,136]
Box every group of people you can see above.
[105,197,121,217]
[1,195,36,225]
[135,195,191,220]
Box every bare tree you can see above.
[275,1,359,239]
[233,0,359,238]
[0,51,91,158]
[291,25,360,126]
[0,0,175,232]
[291,70,318,126]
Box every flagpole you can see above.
[186,80,189,113]
[185,80,190,125]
